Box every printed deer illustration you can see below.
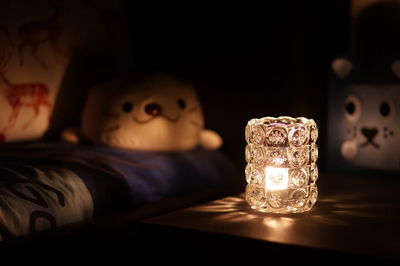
[0,50,51,130]
[18,8,60,68]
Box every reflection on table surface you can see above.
[145,172,400,259]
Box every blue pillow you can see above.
[0,142,238,240]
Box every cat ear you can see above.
[332,57,353,79]
[391,59,400,79]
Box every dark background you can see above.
[3,2,400,263]
[5,0,400,175]
[121,0,350,175]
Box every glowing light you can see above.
[245,116,319,213]
[265,167,288,191]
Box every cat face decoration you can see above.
[327,57,400,173]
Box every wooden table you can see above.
[139,172,400,264]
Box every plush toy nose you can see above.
[361,127,377,141]
[145,103,162,116]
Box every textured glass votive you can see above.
[245,116,318,213]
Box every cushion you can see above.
[0,142,238,240]
[0,0,130,143]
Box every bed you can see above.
[0,141,239,240]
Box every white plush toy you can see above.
[62,73,223,151]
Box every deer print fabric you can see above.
[0,0,126,143]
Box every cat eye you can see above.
[122,102,133,113]
[344,95,362,122]
[379,99,396,121]
[177,98,186,109]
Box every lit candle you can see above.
[265,167,289,191]
[245,116,318,213]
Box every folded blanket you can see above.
[0,142,238,240]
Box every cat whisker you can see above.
[103,112,120,118]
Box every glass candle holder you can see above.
[245,116,318,213]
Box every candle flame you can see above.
[265,167,288,191]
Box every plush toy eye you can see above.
[177,98,186,109]
[344,95,362,122]
[379,99,396,121]
[345,102,355,115]
[122,102,133,113]
[380,102,390,117]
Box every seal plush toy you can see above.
[61,73,223,151]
